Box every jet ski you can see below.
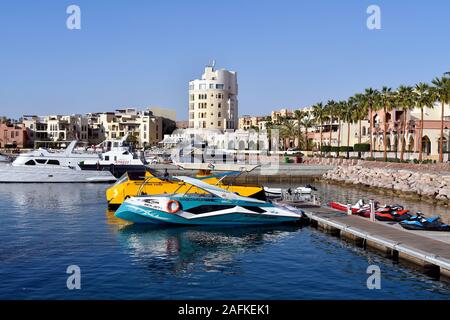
[400,212,450,231]
[374,205,411,221]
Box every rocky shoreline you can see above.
[322,164,450,205]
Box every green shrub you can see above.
[353,144,370,152]
[339,146,354,152]
[320,145,331,152]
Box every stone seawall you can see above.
[322,165,450,204]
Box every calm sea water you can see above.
[0,179,449,299]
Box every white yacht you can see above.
[0,141,116,183]
[11,141,99,168]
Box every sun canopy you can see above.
[173,176,264,203]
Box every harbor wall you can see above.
[321,159,450,205]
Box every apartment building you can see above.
[189,63,238,130]
[238,115,267,130]
[0,122,28,148]
[88,108,164,148]
[22,114,88,146]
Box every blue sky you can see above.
[0,0,449,120]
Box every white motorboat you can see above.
[0,142,116,183]
[78,136,146,177]
[115,176,304,225]
[12,140,100,168]
[263,185,315,197]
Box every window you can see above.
[209,84,214,89]
[105,156,110,161]
[218,121,221,127]
[218,112,221,117]
[36,159,47,164]
[47,160,60,165]
[199,84,206,90]
[218,103,222,108]
[25,160,36,166]
[216,84,224,89]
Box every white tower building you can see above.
[188,63,238,130]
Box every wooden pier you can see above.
[285,202,450,279]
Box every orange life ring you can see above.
[166,200,181,213]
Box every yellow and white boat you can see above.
[106,163,265,209]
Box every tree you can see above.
[342,98,356,159]
[396,85,416,161]
[293,109,305,149]
[301,111,314,151]
[352,94,368,158]
[379,86,394,161]
[325,100,337,152]
[431,76,450,163]
[279,117,296,150]
[415,83,434,161]
[312,102,326,155]
[364,88,379,158]
[335,101,345,157]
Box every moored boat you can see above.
[114,176,304,225]
[106,163,266,209]
[400,213,450,231]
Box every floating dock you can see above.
[285,202,450,280]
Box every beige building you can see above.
[189,63,238,130]
[88,108,163,148]
[23,114,89,144]
[238,115,266,130]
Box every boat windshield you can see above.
[113,173,129,186]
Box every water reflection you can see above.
[115,223,302,276]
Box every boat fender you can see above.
[167,200,181,213]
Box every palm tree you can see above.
[335,101,345,157]
[415,83,434,161]
[352,94,368,158]
[364,88,378,158]
[396,85,416,161]
[432,76,450,162]
[293,109,305,149]
[342,98,356,159]
[379,87,393,161]
[265,120,275,150]
[280,117,296,150]
[326,100,337,152]
[312,103,326,155]
[301,111,314,151]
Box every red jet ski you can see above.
[328,199,366,213]
[374,205,411,221]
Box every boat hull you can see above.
[79,164,146,178]
[0,166,117,183]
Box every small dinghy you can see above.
[328,199,366,214]
[264,185,316,197]
[400,213,450,231]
